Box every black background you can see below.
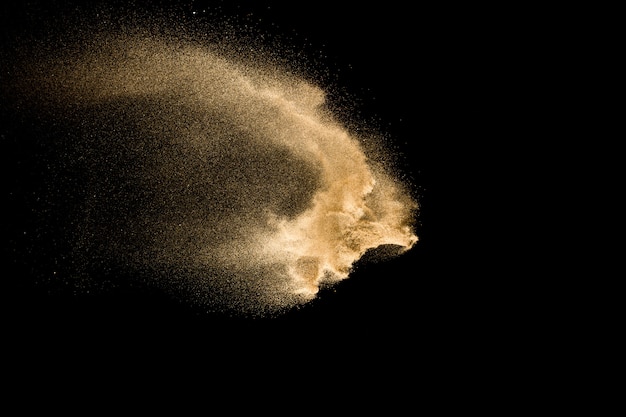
[2,1,592,410]
[1,0,496,383]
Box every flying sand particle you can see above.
[5,25,418,316]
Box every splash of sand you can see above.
[10,34,418,314]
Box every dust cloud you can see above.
[8,32,417,315]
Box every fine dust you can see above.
[6,30,418,316]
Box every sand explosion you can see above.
[5,27,417,315]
